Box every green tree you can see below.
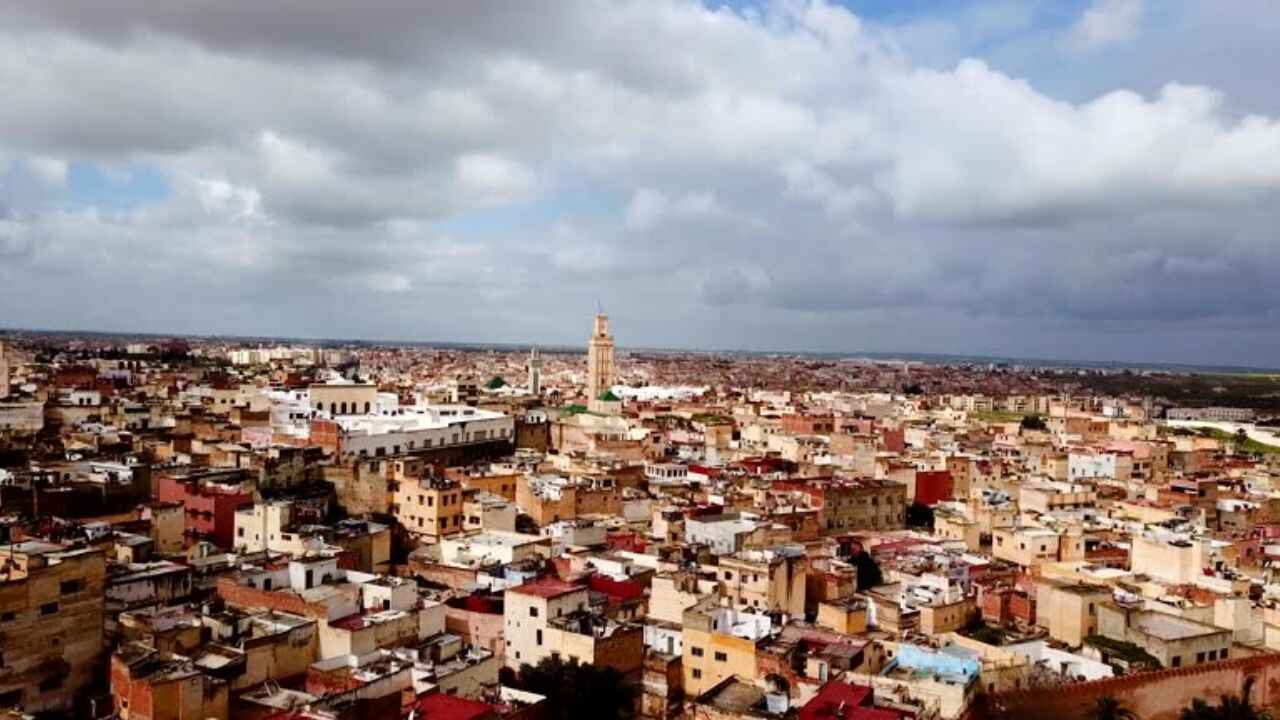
[851,549,883,591]
[1235,428,1250,453]
[1086,696,1138,720]
[905,502,935,530]
[1020,415,1048,431]
[515,655,637,720]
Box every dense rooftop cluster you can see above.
[1,325,1280,720]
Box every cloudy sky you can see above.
[1,0,1279,366]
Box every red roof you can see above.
[799,681,906,720]
[405,693,497,720]
[508,577,585,599]
[588,573,646,601]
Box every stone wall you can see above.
[981,654,1280,720]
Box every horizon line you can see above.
[2,324,1277,376]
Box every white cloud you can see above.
[625,188,734,231]
[364,272,413,293]
[1069,0,1144,50]
[1,0,1280,364]
[454,153,536,205]
[24,156,67,185]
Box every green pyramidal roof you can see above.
[598,390,621,402]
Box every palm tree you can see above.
[1235,428,1250,453]
[1087,696,1138,720]
[1179,678,1274,720]
[1181,698,1218,720]
[1182,696,1223,720]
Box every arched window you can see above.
[340,402,348,414]
[364,402,371,414]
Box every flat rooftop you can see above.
[1133,611,1227,641]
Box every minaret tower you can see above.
[0,341,9,400]
[586,312,615,399]
[527,347,542,396]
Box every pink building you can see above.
[156,470,253,549]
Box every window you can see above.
[238,527,245,537]
[0,612,14,622]
[40,602,58,616]
[1197,652,1206,663]
[714,651,728,662]
[536,630,543,646]
[691,647,704,657]
[692,669,702,679]
[60,579,83,594]
[1172,656,1182,668]
[530,606,539,618]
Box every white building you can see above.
[685,512,761,555]
[335,405,513,459]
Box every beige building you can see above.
[817,598,869,634]
[309,383,379,416]
[649,571,715,625]
[1019,482,1096,514]
[463,491,518,533]
[821,478,908,531]
[715,549,807,618]
[681,599,769,697]
[1096,605,1231,668]
[393,477,465,543]
[1035,580,1111,648]
[992,527,1083,568]
[934,510,982,551]
[502,578,642,674]
[0,543,106,714]
[233,501,391,573]
[1130,534,1208,585]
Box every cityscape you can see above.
[4,315,1280,720]
[3,2,1280,720]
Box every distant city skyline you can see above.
[3,1,1280,366]
[5,322,1280,376]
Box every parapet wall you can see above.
[975,653,1280,720]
